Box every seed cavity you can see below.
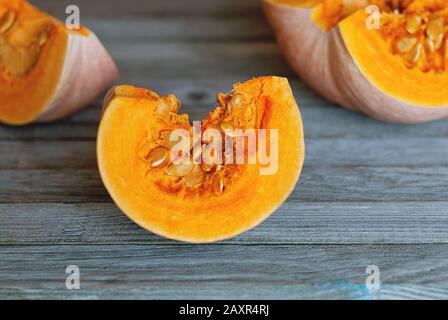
[380,3,448,73]
[143,91,256,196]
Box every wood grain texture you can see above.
[1,0,447,300]
[1,166,446,203]
[1,244,447,299]
[1,202,448,245]
[32,0,263,19]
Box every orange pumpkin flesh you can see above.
[0,0,118,125]
[263,0,448,123]
[97,77,305,243]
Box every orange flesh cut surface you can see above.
[97,77,305,243]
[267,0,448,107]
[0,0,91,124]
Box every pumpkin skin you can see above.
[263,0,448,123]
[0,0,118,125]
[97,77,305,243]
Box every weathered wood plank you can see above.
[0,141,96,169]
[0,169,108,203]
[84,18,273,42]
[3,285,447,300]
[0,165,446,203]
[2,285,447,300]
[34,3,274,41]
[297,165,448,202]
[1,244,447,299]
[33,0,263,19]
[1,202,448,245]
[108,42,292,80]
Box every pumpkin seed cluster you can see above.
[139,91,258,197]
[317,1,448,72]
[379,1,448,72]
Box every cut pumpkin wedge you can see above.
[97,77,305,243]
[0,0,118,125]
[264,0,448,123]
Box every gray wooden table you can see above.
[1,0,448,300]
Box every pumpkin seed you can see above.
[426,17,444,41]
[408,42,423,63]
[183,165,205,187]
[165,94,180,113]
[228,93,244,109]
[406,15,422,34]
[426,37,435,52]
[397,37,417,53]
[155,95,180,119]
[155,100,170,118]
[165,162,194,177]
[149,147,169,168]
[433,34,444,51]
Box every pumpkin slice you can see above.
[263,0,448,123]
[97,77,304,243]
[0,0,118,125]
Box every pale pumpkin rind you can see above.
[97,77,305,243]
[263,0,448,123]
[0,0,118,125]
